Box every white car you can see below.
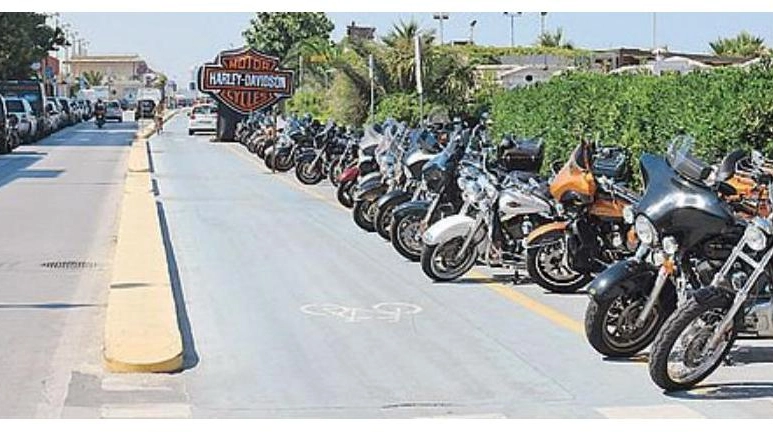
[5,97,38,143]
[188,104,217,135]
[105,100,123,122]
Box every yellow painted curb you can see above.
[103,111,183,373]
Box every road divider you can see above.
[104,111,183,372]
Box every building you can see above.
[346,22,376,41]
[64,54,152,102]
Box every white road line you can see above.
[100,403,192,418]
[596,404,704,419]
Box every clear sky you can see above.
[60,12,773,87]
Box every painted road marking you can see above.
[467,270,584,335]
[301,302,422,323]
[596,404,704,419]
[219,141,583,335]
[101,403,192,418]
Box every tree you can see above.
[243,13,334,62]
[710,31,767,57]
[381,19,435,92]
[82,70,104,87]
[0,13,66,80]
[537,27,574,49]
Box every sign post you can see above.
[198,46,294,142]
[414,36,423,121]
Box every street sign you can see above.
[197,46,294,115]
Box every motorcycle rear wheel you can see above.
[525,235,591,293]
[420,236,477,282]
[353,199,377,232]
[337,180,356,209]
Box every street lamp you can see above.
[503,12,522,47]
[540,12,548,38]
[469,20,477,44]
[432,12,449,45]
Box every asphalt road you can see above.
[139,115,773,418]
[4,113,773,418]
[0,113,137,417]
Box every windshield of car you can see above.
[5,100,24,113]
[107,101,120,109]
[666,135,711,183]
[193,105,215,115]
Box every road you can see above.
[142,115,773,418]
[3,113,773,418]
[0,113,137,417]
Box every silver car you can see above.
[5,97,38,143]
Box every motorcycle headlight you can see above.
[746,224,768,252]
[622,205,635,224]
[662,236,678,255]
[424,167,446,193]
[634,215,658,245]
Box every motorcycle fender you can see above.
[263,145,275,158]
[423,215,476,246]
[393,200,431,221]
[338,166,360,183]
[295,152,316,164]
[586,259,657,304]
[376,189,413,211]
[355,176,387,201]
[524,221,569,246]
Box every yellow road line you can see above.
[466,270,584,335]
[221,141,584,336]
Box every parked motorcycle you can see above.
[524,141,639,293]
[336,124,383,209]
[294,120,348,185]
[583,136,768,357]
[647,148,773,391]
[420,134,554,282]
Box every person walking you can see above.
[154,100,165,133]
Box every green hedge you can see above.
[490,61,773,174]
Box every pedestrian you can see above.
[154,100,165,133]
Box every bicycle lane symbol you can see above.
[300,302,423,323]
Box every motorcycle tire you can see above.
[584,290,673,358]
[390,208,427,262]
[328,157,343,187]
[525,233,592,293]
[648,294,737,391]
[295,160,324,185]
[352,199,377,232]
[374,200,400,241]
[273,153,294,172]
[420,236,477,282]
[337,179,356,209]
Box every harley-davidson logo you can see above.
[198,47,294,115]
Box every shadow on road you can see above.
[0,155,63,190]
[0,302,98,310]
[667,382,773,400]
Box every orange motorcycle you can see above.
[525,140,639,293]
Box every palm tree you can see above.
[537,27,574,49]
[710,31,767,57]
[381,19,435,92]
[81,70,103,87]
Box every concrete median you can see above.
[104,111,183,372]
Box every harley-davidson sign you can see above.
[198,47,294,114]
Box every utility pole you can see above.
[469,20,477,44]
[368,54,374,122]
[540,12,547,39]
[432,13,449,45]
[652,12,657,49]
[503,12,522,47]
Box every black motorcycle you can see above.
[584,135,755,358]
[294,120,347,185]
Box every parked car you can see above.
[50,99,67,129]
[135,99,156,120]
[5,97,37,143]
[188,103,218,135]
[105,100,123,122]
[0,95,20,154]
[0,80,50,139]
[57,98,77,126]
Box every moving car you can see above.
[188,103,218,135]
[5,97,37,143]
[105,100,123,122]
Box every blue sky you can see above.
[60,12,773,87]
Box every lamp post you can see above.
[469,20,477,44]
[503,12,522,47]
[432,12,449,45]
[540,12,547,38]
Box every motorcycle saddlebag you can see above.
[498,137,544,172]
[592,146,630,181]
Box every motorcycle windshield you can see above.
[638,152,735,249]
[666,135,710,184]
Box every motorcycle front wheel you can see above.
[525,234,591,293]
[337,180,356,208]
[273,152,294,172]
[328,157,343,187]
[420,236,477,282]
[391,209,426,262]
[295,160,324,185]
[353,199,378,232]
[648,294,737,391]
